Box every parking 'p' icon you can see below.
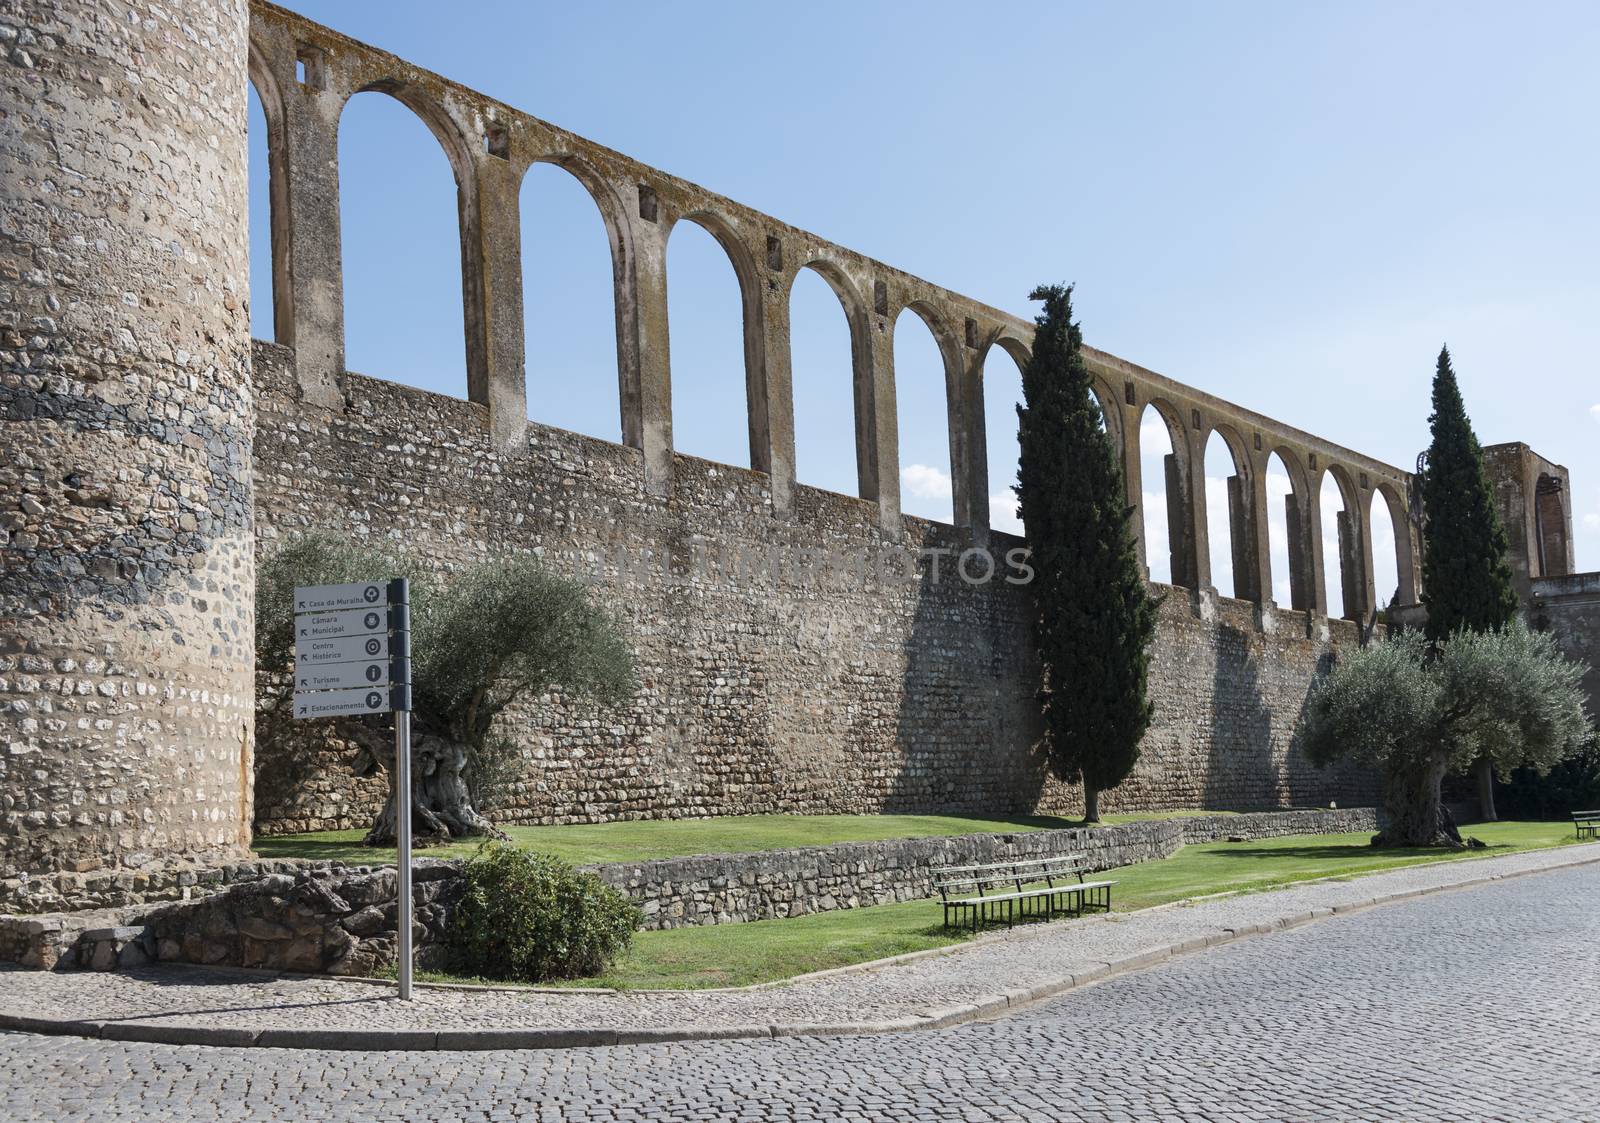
[365,691,383,709]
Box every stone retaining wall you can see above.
[0,808,1377,971]
[596,808,1378,929]
[0,857,334,917]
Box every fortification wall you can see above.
[1531,574,1600,712]
[0,0,255,878]
[248,343,1376,831]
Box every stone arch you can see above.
[1368,479,1410,611]
[347,79,478,189]
[1534,472,1573,577]
[1375,481,1418,604]
[518,156,634,442]
[1089,375,1124,458]
[526,153,636,308]
[900,300,965,382]
[336,84,479,397]
[1320,463,1364,621]
[246,40,291,345]
[1263,446,1315,611]
[1205,423,1258,600]
[788,258,869,497]
[893,300,965,524]
[1138,398,1196,588]
[991,335,1031,370]
[663,208,767,468]
[980,335,1030,536]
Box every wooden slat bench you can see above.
[1573,810,1600,840]
[932,853,1114,931]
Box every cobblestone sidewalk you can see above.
[0,843,1593,1050]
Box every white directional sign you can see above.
[295,581,387,613]
[296,661,391,691]
[296,605,390,641]
[293,686,394,720]
[295,631,391,666]
[292,575,415,1000]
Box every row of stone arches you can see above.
[244,21,1418,617]
[246,71,982,520]
[1135,406,1413,620]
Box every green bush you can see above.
[1497,730,1600,820]
[448,844,641,982]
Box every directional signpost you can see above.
[293,577,416,1001]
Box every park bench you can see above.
[1573,810,1600,840]
[932,853,1114,931]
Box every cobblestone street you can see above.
[1,860,1595,1122]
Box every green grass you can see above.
[251,808,1239,866]
[540,819,1580,990]
[266,815,1584,992]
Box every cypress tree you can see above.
[1015,285,1157,822]
[1420,345,1518,639]
[1419,345,1519,820]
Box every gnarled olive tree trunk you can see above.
[344,721,506,847]
[1374,750,1465,849]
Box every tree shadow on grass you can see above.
[1208,842,1515,863]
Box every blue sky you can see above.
[249,1,1600,607]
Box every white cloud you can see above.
[900,462,953,524]
[901,463,952,502]
[1590,403,1600,425]
[1585,512,1600,531]
[990,491,1024,536]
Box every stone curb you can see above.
[2,847,1595,1053]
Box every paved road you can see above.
[2,862,1596,1122]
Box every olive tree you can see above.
[1301,624,1589,848]
[257,533,637,846]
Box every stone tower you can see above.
[0,0,254,877]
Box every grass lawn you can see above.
[251,808,1238,866]
[473,820,1578,991]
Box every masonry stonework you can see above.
[7,0,1590,890]
[248,344,1375,832]
[0,809,1378,971]
[1483,443,1599,712]
[0,0,255,877]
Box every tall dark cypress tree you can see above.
[1015,285,1157,822]
[1420,345,1518,639]
[1419,345,1519,820]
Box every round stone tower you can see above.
[0,0,255,881]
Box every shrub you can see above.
[447,844,641,982]
[1497,729,1600,820]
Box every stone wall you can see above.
[0,808,1377,971]
[139,862,463,977]
[597,807,1379,929]
[1532,574,1600,713]
[0,855,328,918]
[248,343,1377,833]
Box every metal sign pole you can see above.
[390,577,414,1002]
[290,575,414,1001]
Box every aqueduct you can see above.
[245,0,1419,623]
[25,0,1576,888]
